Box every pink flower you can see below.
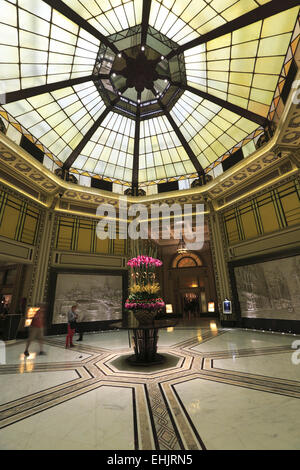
[128,255,163,267]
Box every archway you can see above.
[168,252,216,319]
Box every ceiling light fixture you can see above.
[177,236,188,254]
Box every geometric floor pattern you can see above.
[1,323,300,450]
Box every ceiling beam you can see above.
[141,0,152,47]
[167,0,300,59]
[63,93,125,170]
[132,93,141,194]
[1,75,109,104]
[152,88,205,179]
[42,0,120,55]
[173,82,268,127]
[63,106,112,170]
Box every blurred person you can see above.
[66,305,78,348]
[24,304,47,357]
[76,309,85,342]
[0,304,9,319]
[0,296,9,317]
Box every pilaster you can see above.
[27,205,56,306]
[207,203,236,323]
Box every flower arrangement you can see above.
[127,256,163,268]
[125,255,165,312]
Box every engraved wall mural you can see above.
[52,273,123,324]
[234,255,300,320]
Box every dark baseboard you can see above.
[17,320,122,338]
[238,317,300,335]
[200,313,219,318]
[156,313,219,320]
[220,320,238,328]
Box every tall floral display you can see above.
[125,255,165,324]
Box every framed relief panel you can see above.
[50,270,125,325]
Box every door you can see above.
[182,292,200,318]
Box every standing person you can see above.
[65,305,77,348]
[24,304,46,357]
[76,309,85,342]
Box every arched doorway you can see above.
[168,253,217,319]
[172,253,202,269]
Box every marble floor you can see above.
[0,320,300,450]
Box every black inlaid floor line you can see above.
[1,328,300,449]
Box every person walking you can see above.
[24,304,46,357]
[65,305,77,348]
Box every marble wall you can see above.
[234,254,300,320]
[52,273,123,324]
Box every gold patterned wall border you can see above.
[0,151,17,163]
[0,142,59,205]
[207,151,285,200]
[218,171,299,213]
[233,173,247,182]
[246,164,262,173]
[57,186,207,211]
[279,112,300,148]
[14,163,31,173]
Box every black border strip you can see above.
[0,374,84,411]
[143,384,160,451]
[0,382,137,444]
[158,383,185,450]
[132,388,139,451]
[171,383,207,451]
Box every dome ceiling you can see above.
[0,0,299,194]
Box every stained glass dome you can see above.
[0,0,299,194]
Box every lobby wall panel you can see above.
[230,252,300,323]
[0,237,33,262]
[54,252,126,269]
[55,214,128,257]
[0,188,40,245]
[223,178,300,246]
[228,225,300,260]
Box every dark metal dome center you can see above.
[121,52,159,93]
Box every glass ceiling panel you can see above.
[170,90,259,169]
[185,7,299,118]
[71,111,135,182]
[149,0,273,46]
[3,81,105,163]
[0,0,298,190]
[0,0,100,94]
[139,115,194,183]
[62,0,142,35]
